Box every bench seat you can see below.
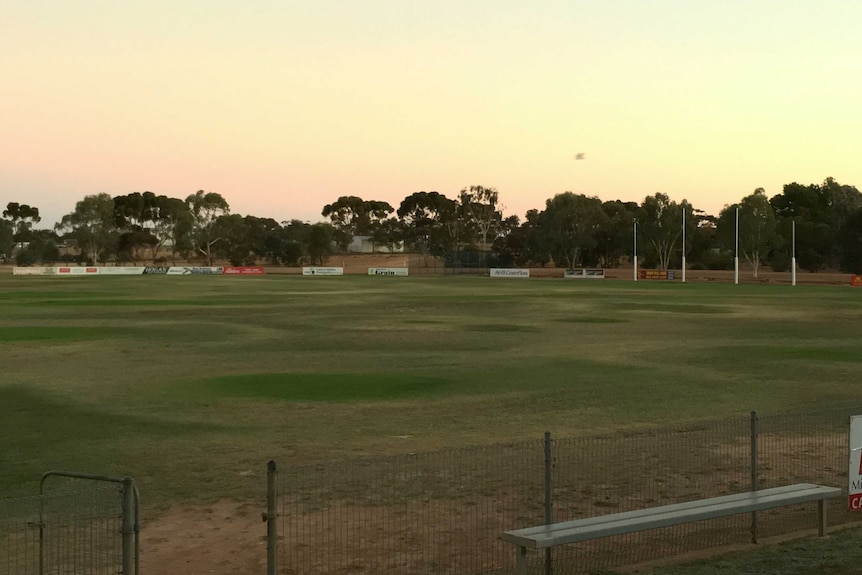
[503,483,842,574]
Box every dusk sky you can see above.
[3,1,860,227]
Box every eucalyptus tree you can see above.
[3,202,41,246]
[56,194,117,264]
[0,219,13,261]
[458,185,502,253]
[185,190,230,265]
[638,193,692,270]
[397,191,459,261]
[537,192,607,269]
[322,196,394,251]
[717,189,778,278]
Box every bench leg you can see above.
[818,499,827,537]
[515,545,527,575]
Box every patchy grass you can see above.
[640,527,862,575]
[0,275,860,504]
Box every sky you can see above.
[3,0,861,227]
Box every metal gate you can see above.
[1,472,139,575]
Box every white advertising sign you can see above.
[564,268,605,279]
[302,267,344,276]
[166,266,224,275]
[850,415,862,510]
[98,267,146,275]
[13,267,48,275]
[490,268,530,278]
[368,267,408,276]
[56,267,99,275]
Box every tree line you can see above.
[2,177,861,273]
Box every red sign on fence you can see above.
[851,275,862,287]
[224,266,265,275]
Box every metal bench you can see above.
[502,483,842,575]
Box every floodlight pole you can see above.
[681,208,686,283]
[633,220,638,282]
[791,219,797,286]
[734,206,739,285]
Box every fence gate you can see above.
[0,472,139,575]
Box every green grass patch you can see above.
[185,372,455,402]
[555,316,627,323]
[1,275,861,504]
[0,326,123,342]
[644,527,862,575]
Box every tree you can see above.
[14,230,61,266]
[397,191,459,261]
[717,189,777,278]
[838,210,862,273]
[490,214,524,267]
[594,201,639,268]
[307,223,335,265]
[770,179,840,271]
[56,194,117,264]
[113,192,161,263]
[244,216,286,264]
[322,196,394,251]
[3,202,41,246]
[185,190,230,265]
[639,193,686,270]
[537,192,607,269]
[371,218,404,254]
[280,219,313,266]
[0,219,14,261]
[152,196,193,264]
[212,214,252,265]
[458,185,502,253]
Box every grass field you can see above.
[1,274,861,506]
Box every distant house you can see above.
[347,235,403,254]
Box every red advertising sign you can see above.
[224,266,265,275]
[851,275,862,287]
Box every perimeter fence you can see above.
[266,407,861,575]
[0,473,138,575]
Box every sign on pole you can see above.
[849,415,862,510]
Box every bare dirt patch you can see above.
[140,500,265,575]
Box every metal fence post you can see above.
[266,460,278,575]
[544,431,553,575]
[121,477,136,575]
[750,410,758,544]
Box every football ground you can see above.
[2,273,861,573]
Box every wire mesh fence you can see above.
[277,440,544,575]
[271,407,862,575]
[0,475,138,575]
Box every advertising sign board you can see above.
[224,266,265,275]
[564,269,605,279]
[302,267,344,276]
[638,270,675,280]
[490,268,530,278]
[97,267,146,275]
[850,416,862,510]
[368,267,408,276]
[166,266,224,275]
